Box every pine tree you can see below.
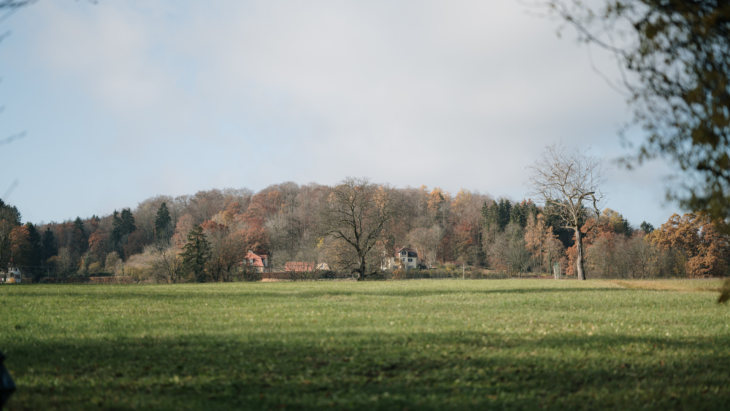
[640,221,654,234]
[0,198,22,225]
[111,210,123,244]
[510,203,525,228]
[120,209,136,235]
[41,227,57,261]
[497,199,512,231]
[482,200,500,231]
[73,217,86,238]
[181,225,210,282]
[72,217,88,254]
[25,223,42,278]
[155,202,172,242]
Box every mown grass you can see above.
[1,279,729,410]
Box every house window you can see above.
[408,258,413,262]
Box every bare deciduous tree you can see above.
[149,244,185,283]
[529,143,605,280]
[319,177,401,280]
[408,225,442,268]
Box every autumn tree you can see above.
[408,226,442,268]
[9,225,29,264]
[319,178,401,280]
[529,143,606,280]
[149,245,185,283]
[88,231,107,261]
[201,221,249,282]
[105,252,121,275]
[0,198,21,268]
[488,223,531,275]
[647,212,729,277]
[525,212,563,273]
[601,208,633,237]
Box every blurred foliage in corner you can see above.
[719,278,730,304]
[545,1,730,228]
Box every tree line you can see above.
[1,175,728,282]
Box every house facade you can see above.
[382,247,420,270]
[244,251,268,273]
[2,263,22,283]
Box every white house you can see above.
[382,247,420,270]
[3,263,22,283]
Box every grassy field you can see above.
[1,279,729,410]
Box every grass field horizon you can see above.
[2,279,729,410]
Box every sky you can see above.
[0,0,678,226]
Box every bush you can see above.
[239,270,262,282]
[88,262,103,275]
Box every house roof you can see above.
[395,247,418,257]
[285,262,315,272]
[244,252,267,267]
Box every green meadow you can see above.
[1,279,729,410]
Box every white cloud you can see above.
[1,0,679,226]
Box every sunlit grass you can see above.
[1,279,729,410]
[608,278,723,292]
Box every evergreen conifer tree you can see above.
[497,199,512,231]
[155,202,172,242]
[640,221,654,234]
[510,203,528,228]
[72,217,88,254]
[25,223,42,278]
[181,224,210,282]
[111,210,123,244]
[120,209,136,235]
[481,200,500,231]
[73,217,86,238]
[41,227,57,262]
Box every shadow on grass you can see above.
[5,330,729,411]
[5,286,632,303]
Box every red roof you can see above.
[244,252,267,267]
[284,262,315,272]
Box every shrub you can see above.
[88,262,103,275]
[392,269,406,280]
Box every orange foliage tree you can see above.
[88,231,108,260]
[525,213,563,273]
[647,213,729,277]
[9,225,30,263]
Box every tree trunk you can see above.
[575,228,586,280]
[355,254,367,281]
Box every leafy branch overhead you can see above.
[541,0,730,227]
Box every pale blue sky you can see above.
[1,0,677,226]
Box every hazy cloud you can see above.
[1,0,678,225]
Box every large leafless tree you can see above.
[319,177,400,280]
[529,143,605,280]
